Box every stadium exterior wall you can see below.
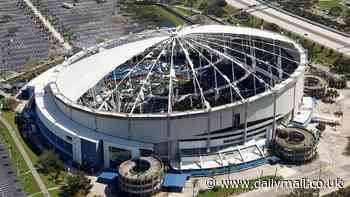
[52,69,304,144]
[33,65,304,167]
[30,26,307,168]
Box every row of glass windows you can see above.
[35,118,73,155]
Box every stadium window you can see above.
[66,135,72,142]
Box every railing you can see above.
[178,157,269,177]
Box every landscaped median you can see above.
[1,111,66,197]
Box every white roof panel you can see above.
[178,25,293,43]
[56,36,169,101]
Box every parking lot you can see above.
[32,0,142,48]
[0,141,25,197]
[0,0,53,72]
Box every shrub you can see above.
[206,0,227,17]
[2,98,18,111]
[329,6,343,17]
[316,122,326,132]
[277,129,288,139]
[37,150,64,179]
[263,22,280,32]
[333,58,350,74]
[59,171,92,197]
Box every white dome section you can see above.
[56,36,169,102]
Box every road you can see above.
[23,0,72,51]
[0,115,51,197]
[226,0,350,55]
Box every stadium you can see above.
[26,25,307,172]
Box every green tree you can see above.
[316,122,326,132]
[329,6,343,17]
[333,58,350,73]
[283,0,318,12]
[263,22,280,32]
[186,0,196,14]
[205,0,227,17]
[344,9,350,29]
[320,45,325,52]
[328,49,334,57]
[185,0,196,7]
[37,150,64,180]
[199,1,208,11]
[59,171,92,197]
[1,98,18,111]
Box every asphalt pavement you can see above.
[0,141,26,197]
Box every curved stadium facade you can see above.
[27,25,307,170]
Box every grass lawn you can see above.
[223,4,239,15]
[152,5,185,26]
[173,7,196,17]
[122,4,185,27]
[178,0,207,10]
[317,0,344,10]
[19,173,43,196]
[49,188,60,197]
[0,113,41,196]
[2,111,66,197]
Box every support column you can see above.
[272,91,277,141]
[292,83,297,120]
[278,47,283,80]
[116,90,121,113]
[167,116,171,160]
[243,101,249,144]
[250,37,257,95]
[250,36,256,70]
[127,115,131,140]
[131,148,140,159]
[94,115,98,131]
[206,110,211,153]
[172,140,178,161]
[73,136,82,165]
[232,108,235,133]
[103,143,109,168]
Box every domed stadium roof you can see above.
[53,25,306,114]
